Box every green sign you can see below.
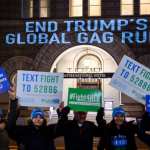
[68,88,102,112]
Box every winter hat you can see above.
[31,108,45,119]
[112,107,125,117]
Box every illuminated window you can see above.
[121,0,133,15]
[140,0,150,15]
[40,0,49,17]
[21,0,33,18]
[69,0,83,17]
[88,0,101,16]
[29,0,33,18]
[22,0,50,18]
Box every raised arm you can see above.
[7,85,26,141]
[7,85,18,129]
[55,103,70,136]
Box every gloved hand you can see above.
[57,102,70,120]
[96,107,106,126]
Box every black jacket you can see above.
[57,119,99,150]
[0,129,9,150]
[137,112,150,146]
[7,100,56,150]
[99,120,137,150]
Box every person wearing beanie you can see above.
[0,108,9,150]
[96,107,106,150]
[7,86,57,150]
[98,106,137,150]
[30,108,45,119]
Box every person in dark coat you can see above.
[0,108,9,150]
[7,86,57,150]
[137,111,150,146]
[96,107,106,150]
[56,104,103,150]
[99,107,137,150]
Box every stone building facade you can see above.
[0,0,150,118]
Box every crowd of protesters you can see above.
[0,85,150,150]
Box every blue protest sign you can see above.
[0,67,10,94]
[146,95,150,112]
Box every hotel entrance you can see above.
[50,45,120,121]
[76,54,102,90]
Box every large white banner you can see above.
[16,70,64,107]
[110,55,150,104]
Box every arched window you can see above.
[88,0,101,16]
[140,0,150,15]
[121,0,134,15]
[69,0,83,17]
[77,54,102,73]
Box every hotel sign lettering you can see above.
[64,73,113,78]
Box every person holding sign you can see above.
[99,107,137,150]
[96,107,107,150]
[56,102,104,150]
[137,95,150,146]
[7,85,57,150]
[137,111,150,146]
[0,108,9,150]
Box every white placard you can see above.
[16,70,64,107]
[110,55,150,104]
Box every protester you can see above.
[96,107,106,150]
[0,108,9,150]
[7,86,57,150]
[137,111,150,146]
[99,106,137,150]
[56,103,104,150]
